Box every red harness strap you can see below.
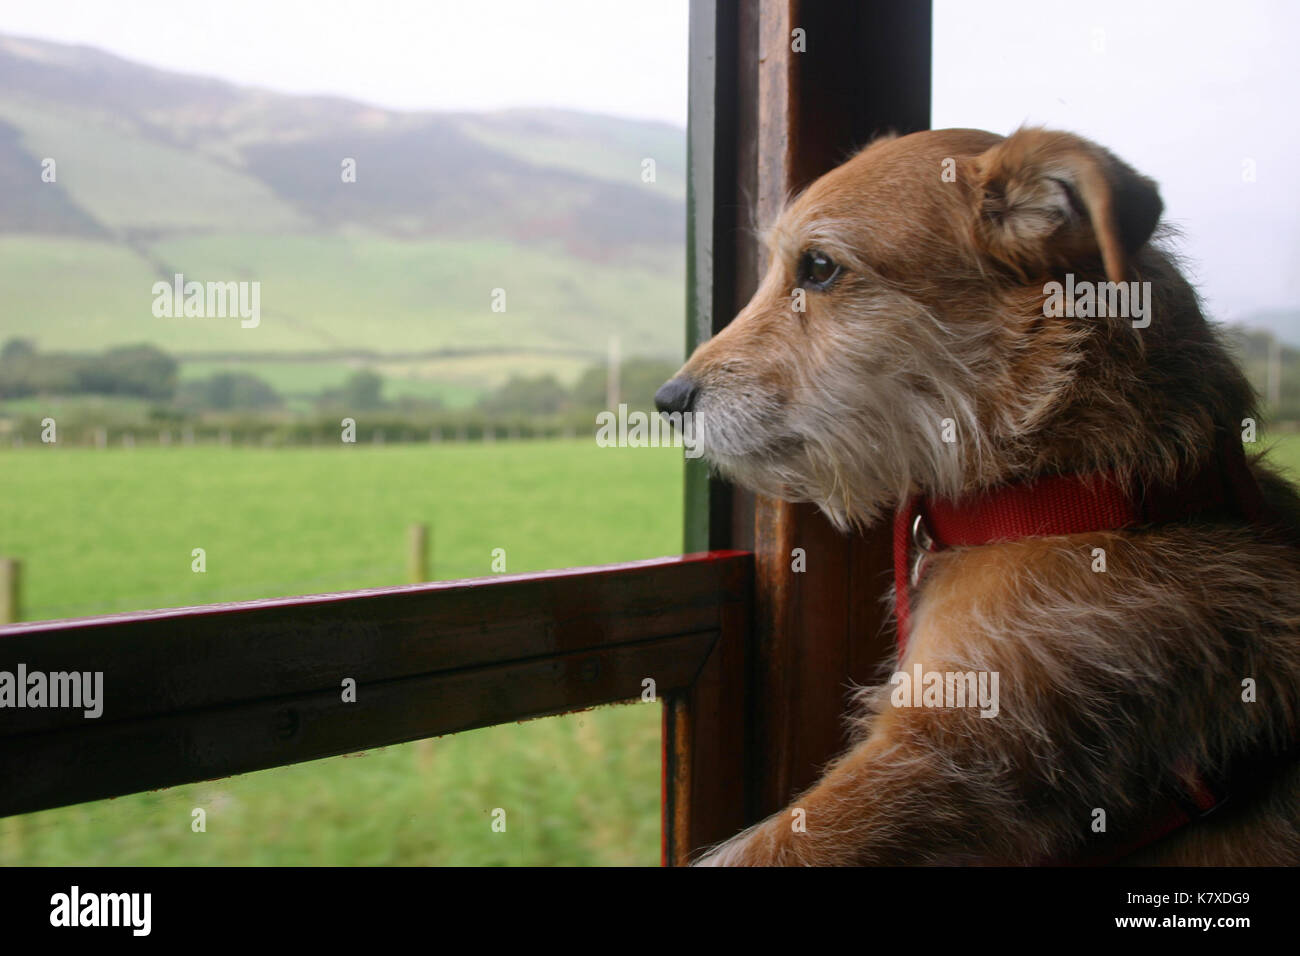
[890,431,1272,862]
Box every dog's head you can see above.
[656,127,1185,530]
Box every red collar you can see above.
[892,432,1268,650]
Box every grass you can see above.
[1262,432,1300,478]
[1,441,683,619]
[0,394,158,423]
[176,351,596,409]
[178,357,483,409]
[0,440,682,865]
[0,233,684,359]
[0,704,662,866]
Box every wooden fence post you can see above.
[0,558,19,625]
[408,524,430,584]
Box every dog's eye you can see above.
[800,250,841,289]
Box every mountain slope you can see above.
[0,33,686,363]
[0,33,684,249]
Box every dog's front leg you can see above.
[692,701,1048,866]
[691,728,918,866]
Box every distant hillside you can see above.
[0,33,686,361]
[0,33,686,246]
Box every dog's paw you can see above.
[690,820,782,866]
[691,840,745,867]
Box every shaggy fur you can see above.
[664,127,1300,865]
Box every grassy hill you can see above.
[1,234,681,356]
[0,33,686,381]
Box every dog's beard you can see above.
[691,368,984,532]
[678,291,1015,529]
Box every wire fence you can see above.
[0,524,433,624]
[0,419,604,451]
[26,561,411,621]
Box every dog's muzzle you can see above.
[654,376,697,415]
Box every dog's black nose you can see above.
[655,376,697,415]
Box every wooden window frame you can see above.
[0,553,753,868]
[683,0,930,843]
[0,0,931,867]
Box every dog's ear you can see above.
[971,128,1162,284]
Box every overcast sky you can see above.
[933,0,1300,339]
[0,0,692,124]
[2,0,1297,339]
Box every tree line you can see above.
[0,339,680,418]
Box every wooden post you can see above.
[407,524,430,584]
[1268,332,1282,410]
[606,334,621,410]
[745,0,931,822]
[676,0,932,856]
[0,558,19,625]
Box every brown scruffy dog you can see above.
[655,127,1300,865]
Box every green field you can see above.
[2,441,683,618]
[0,440,683,865]
[3,436,1297,866]
[1263,434,1300,478]
[177,351,597,410]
